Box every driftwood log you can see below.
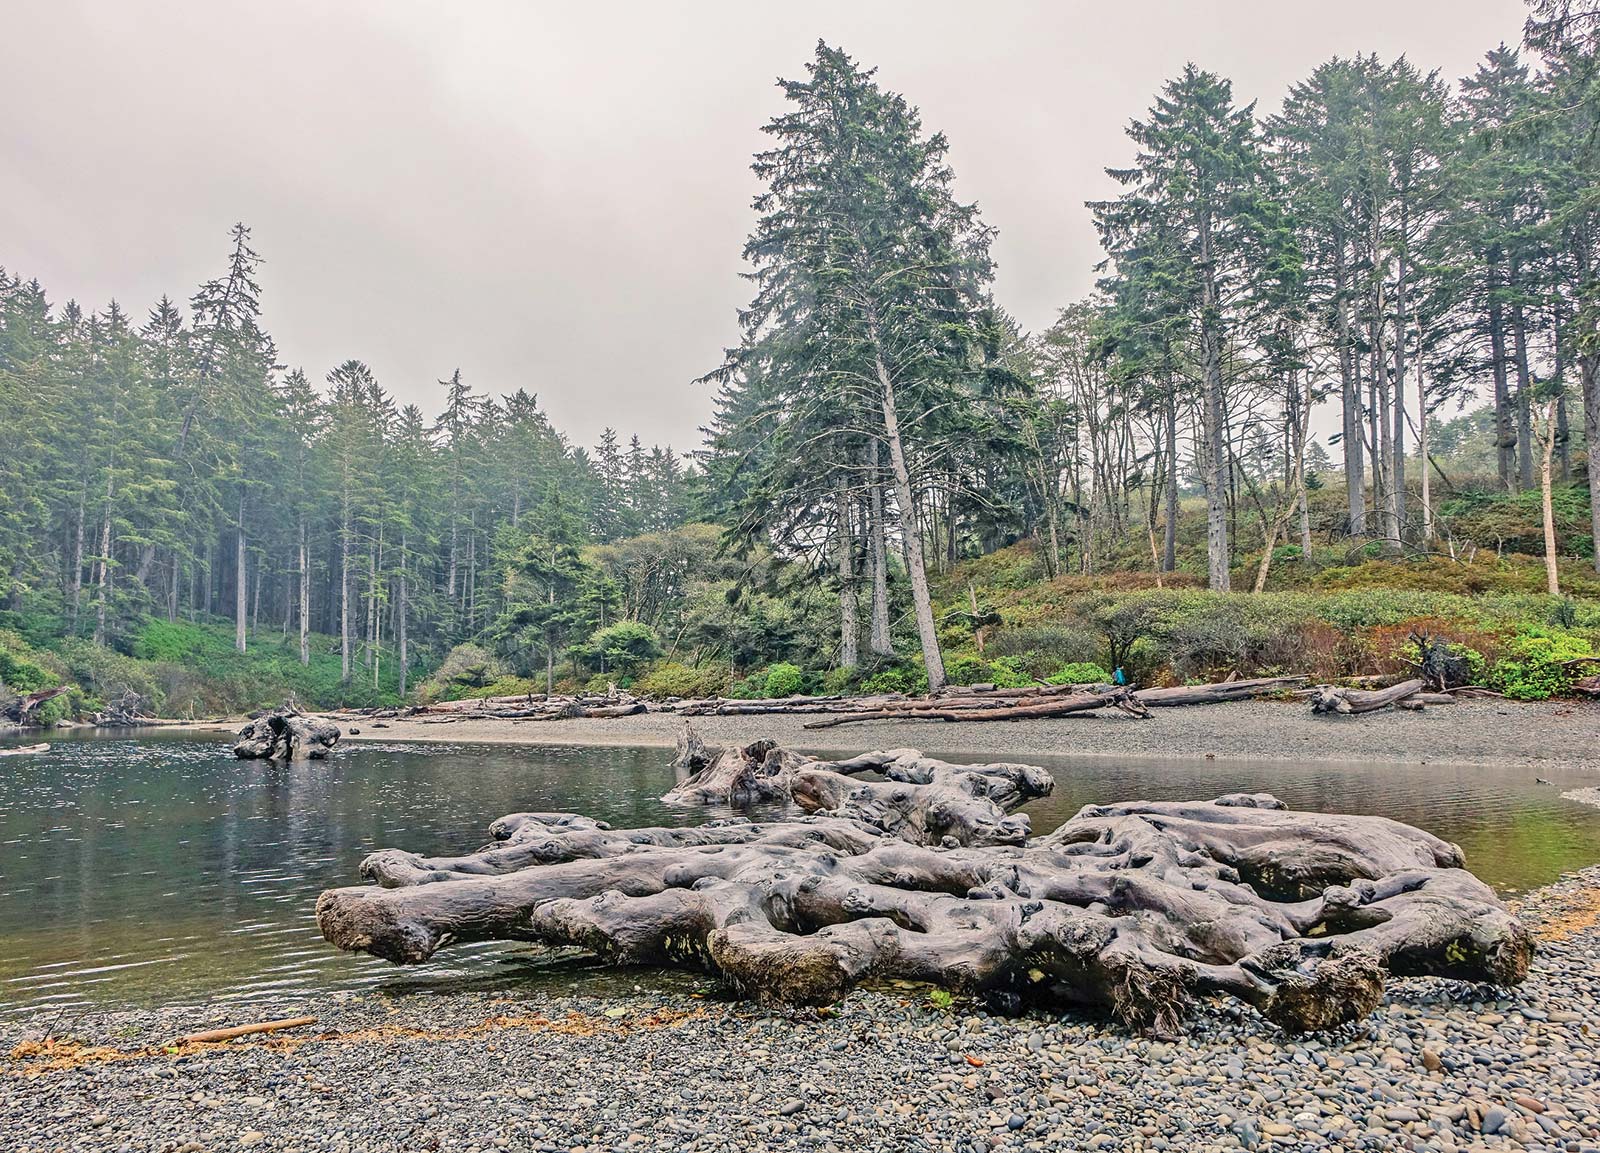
[0,742,50,757]
[1310,678,1425,715]
[317,733,1531,1035]
[233,708,342,760]
[3,684,71,725]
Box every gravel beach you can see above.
[5,866,1600,1153]
[300,697,1600,768]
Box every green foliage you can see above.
[1045,661,1112,685]
[1489,628,1595,700]
[944,655,990,685]
[986,656,1034,688]
[860,665,930,695]
[580,622,663,675]
[762,662,804,698]
[635,661,727,700]
[426,644,509,691]
[0,629,58,694]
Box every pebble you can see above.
[2,866,1599,1153]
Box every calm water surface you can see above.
[1,730,1597,1019]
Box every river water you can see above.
[2,730,1596,1018]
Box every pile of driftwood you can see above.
[329,674,1314,728]
[317,729,1533,1035]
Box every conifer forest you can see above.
[6,1,1600,717]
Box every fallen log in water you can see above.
[1310,678,1425,715]
[0,742,50,757]
[317,731,1531,1035]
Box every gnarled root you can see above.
[317,741,1532,1034]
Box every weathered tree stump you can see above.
[316,735,1532,1035]
[233,708,342,760]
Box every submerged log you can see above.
[0,742,50,757]
[233,708,342,760]
[318,739,1532,1035]
[1310,678,1425,716]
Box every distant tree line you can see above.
[0,229,695,693]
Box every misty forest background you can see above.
[7,0,1600,722]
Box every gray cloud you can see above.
[0,0,1528,452]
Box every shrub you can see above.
[581,622,663,675]
[944,655,990,685]
[1489,628,1595,700]
[821,666,858,695]
[986,656,1035,688]
[724,671,770,699]
[1045,661,1112,685]
[983,625,1102,680]
[424,643,509,691]
[860,665,929,695]
[0,630,59,694]
[636,662,726,699]
[763,662,804,698]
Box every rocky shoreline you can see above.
[5,865,1599,1153]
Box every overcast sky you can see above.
[2,0,1530,453]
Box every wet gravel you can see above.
[6,866,1600,1153]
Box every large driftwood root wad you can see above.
[233,707,342,760]
[316,732,1532,1035]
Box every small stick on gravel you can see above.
[178,1015,318,1044]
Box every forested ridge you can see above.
[6,1,1600,720]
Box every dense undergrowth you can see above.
[5,481,1599,722]
[0,614,410,723]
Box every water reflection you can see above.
[0,731,1595,1017]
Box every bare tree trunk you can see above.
[1488,261,1515,490]
[835,478,858,670]
[1199,211,1231,591]
[865,446,893,659]
[93,475,112,646]
[1163,390,1179,571]
[1335,244,1365,535]
[397,534,409,698]
[872,338,945,691]
[340,498,351,684]
[234,487,248,654]
[251,555,262,637]
[466,513,477,635]
[1540,397,1560,597]
[1512,283,1535,490]
[1585,351,1600,575]
[1419,368,1433,544]
[1391,250,1408,547]
[298,521,310,667]
[69,486,85,633]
